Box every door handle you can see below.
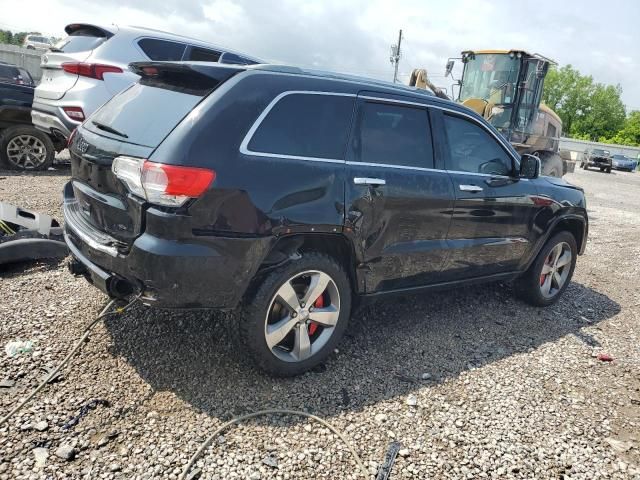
[459,184,483,193]
[354,177,386,186]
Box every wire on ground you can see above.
[0,295,140,426]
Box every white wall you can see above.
[0,44,43,82]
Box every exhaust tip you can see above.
[108,276,135,298]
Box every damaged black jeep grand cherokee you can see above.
[64,62,588,375]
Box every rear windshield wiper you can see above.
[92,121,129,139]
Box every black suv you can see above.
[64,62,588,375]
[581,148,612,173]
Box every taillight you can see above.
[61,62,123,80]
[112,157,215,207]
[62,106,85,121]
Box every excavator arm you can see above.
[408,69,450,100]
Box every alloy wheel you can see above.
[6,135,48,169]
[539,241,572,299]
[264,270,340,363]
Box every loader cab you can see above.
[457,50,549,144]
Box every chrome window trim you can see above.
[237,80,524,179]
[239,90,357,162]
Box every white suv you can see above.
[23,34,52,51]
[32,23,260,142]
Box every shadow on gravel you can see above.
[104,281,620,421]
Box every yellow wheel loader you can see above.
[410,50,573,177]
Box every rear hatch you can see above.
[37,24,115,100]
[66,63,242,249]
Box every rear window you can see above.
[86,80,211,147]
[138,38,186,61]
[247,93,354,159]
[187,47,221,62]
[52,29,107,53]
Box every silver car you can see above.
[32,23,260,142]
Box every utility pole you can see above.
[390,29,402,83]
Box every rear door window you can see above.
[351,101,434,169]
[0,65,19,83]
[247,93,355,160]
[187,47,221,62]
[220,52,258,65]
[443,113,513,176]
[138,38,186,61]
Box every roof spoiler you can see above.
[65,23,115,38]
[129,62,245,95]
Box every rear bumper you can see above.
[63,182,273,309]
[31,101,78,139]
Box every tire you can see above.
[540,152,563,177]
[239,252,352,376]
[0,125,55,171]
[606,167,612,174]
[582,162,588,170]
[515,231,577,307]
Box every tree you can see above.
[543,65,593,135]
[574,83,626,141]
[601,111,640,146]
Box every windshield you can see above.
[612,154,628,160]
[52,32,107,53]
[592,149,610,156]
[460,54,520,105]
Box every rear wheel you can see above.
[606,167,612,173]
[0,126,54,171]
[240,252,352,376]
[515,231,577,307]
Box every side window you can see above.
[188,47,221,62]
[138,38,186,61]
[220,52,257,65]
[352,101,433,168]
[443,113,513,176]
[247,94,354,159]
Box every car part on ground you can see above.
[32,22,261,142]
[63,61,588,375]
[0,202,67,265]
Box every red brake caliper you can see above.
[308,294,324,335]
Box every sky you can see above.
[1,0,638,110]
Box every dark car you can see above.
[581,148,612,173]
[64,62,588,375]
[0,77,63,170]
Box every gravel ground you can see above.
[0,160,639,479]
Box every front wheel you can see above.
[240,252,352,376]
[515,231,577,307]
[606,167,612,173]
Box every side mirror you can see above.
[445,60,455,77]
[520,154,540,179]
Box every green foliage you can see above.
[542,64,630,144]
[599,111,640,146]
[0,29,42,47]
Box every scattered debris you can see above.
[0,379,15,388]
[5,340,35,357]
[109,463,122,472]
[406,394,418,407]
[34,421,48,432]
[374,413,388,423]
[62,399,110,431]
[605,437,632,453]
[262,453,278,468]
[597,353,614,362]
[185,468,202,480]
[398,448,410,457]
[376,441,401,480]
[421,372,432,380]
[32,447,48,468]
[55,444,76,461]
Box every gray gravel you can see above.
[0,161,639,479]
